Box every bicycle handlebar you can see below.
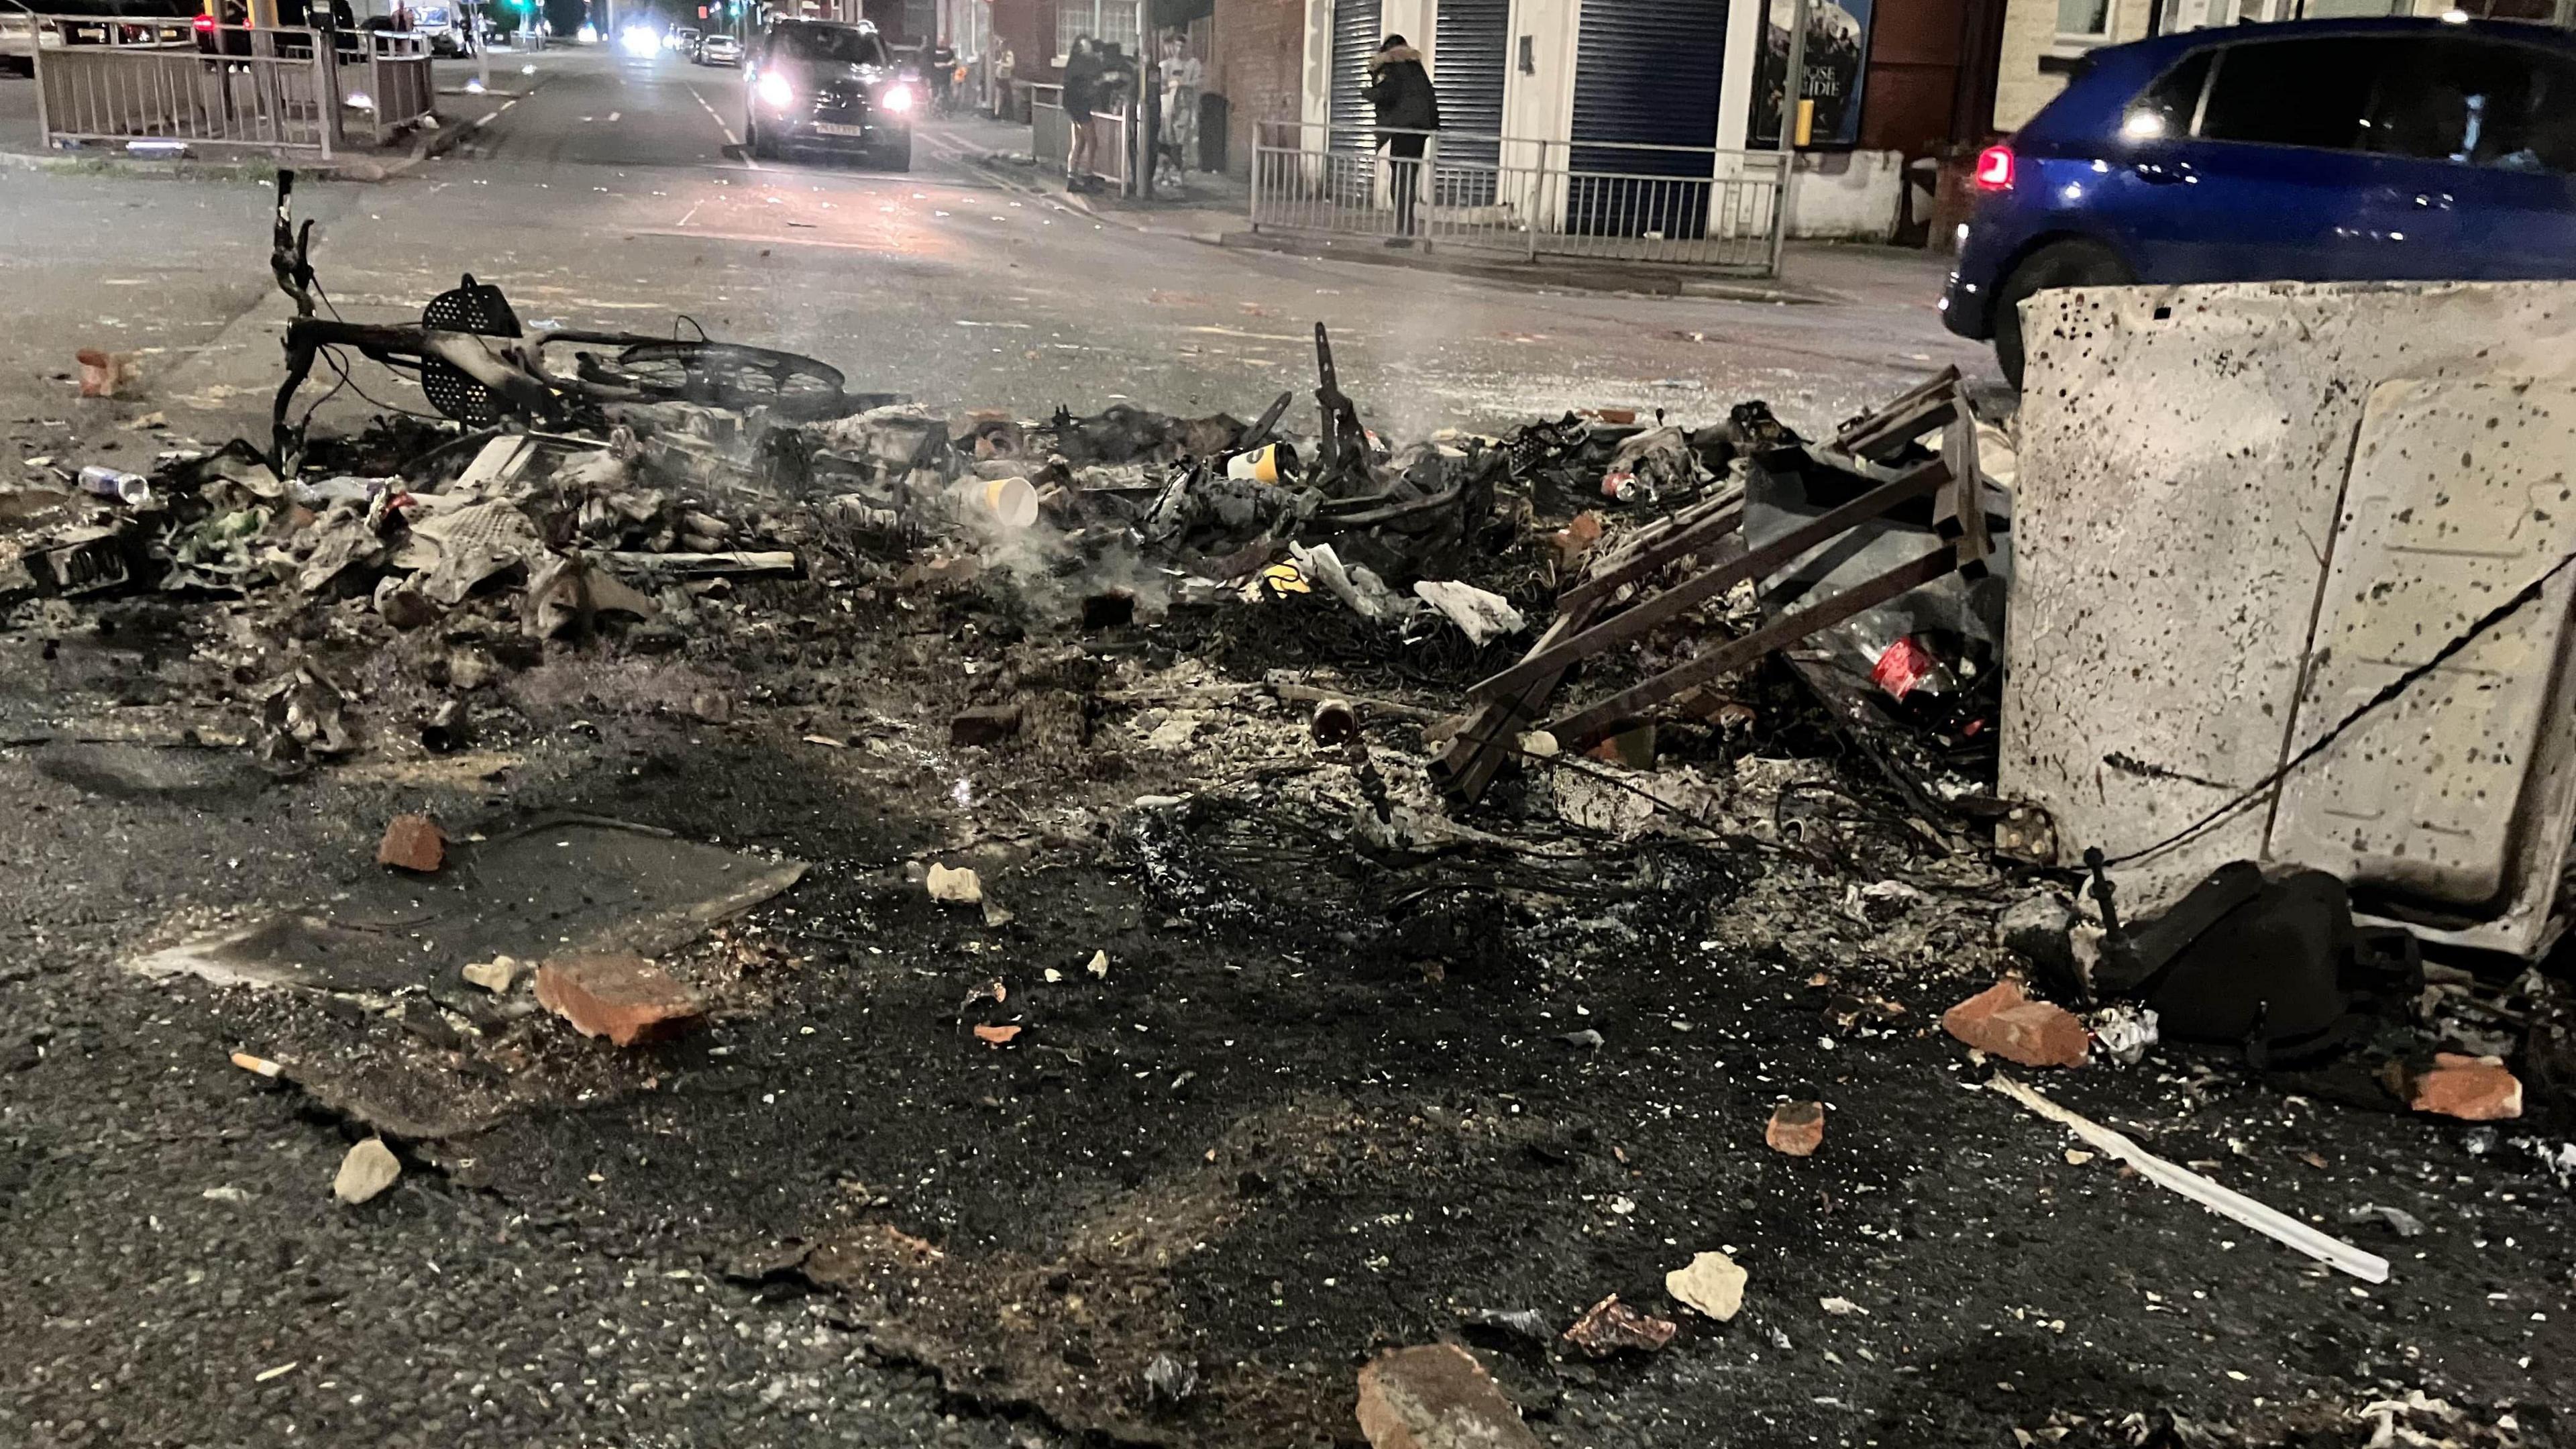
[272,168,319,317]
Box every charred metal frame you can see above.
[1434,370,1991,806]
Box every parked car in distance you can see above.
[7,0,195,65]
[743,18,914,170]
[1943,17,2576,386]
[666,25,697,54]
[697,30,738,65]
[0,0,43,74]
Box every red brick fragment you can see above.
[1561,1295,1677,1357]
[1766,1099,1826,1157]
[1356,1344,1540,1449]
[533,953,704,1047]
[1941,979,2089,1068]
[376,814,445,873]
[2408,1053,2522,1121]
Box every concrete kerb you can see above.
[0,148,288,182]
[937,140,1224,242]
[1214,227,1824,303]
[941,137,1823,301]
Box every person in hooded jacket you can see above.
[1061,38,1104,190]
[1362,34,1438,241]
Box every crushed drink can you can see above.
[2086,1004,2160,1067]
[77,466,152,507]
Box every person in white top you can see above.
[1159,32,1203,174]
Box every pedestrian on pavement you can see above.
[1159,31,1202,176]
[928,34,957,114]
[1062,36,1104,191]
[1362,34,1439,243]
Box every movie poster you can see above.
[1747,0,1874,148]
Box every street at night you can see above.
[4,12,2573,1449]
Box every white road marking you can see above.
[686,85,757,170]
[608,110,621,122]
[677,203,700,227]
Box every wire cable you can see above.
[2098,544,2576,869]
[321,345,452,425]
[294,355,351,433]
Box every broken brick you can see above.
[375,813,445,873]
[1549,511,1605,569]
[332,1137,400,1204]
[1765,1099,1826,1157]
[1941,979,2089,1069]
[533,953,704,1047]
[949,705,1024,748]
[1665,1250,1747,1321]
[926,863,983,905]
[1355,1344,1540,1449]
[2407,1053,2522,1122]
[1561,1295,1677,1356]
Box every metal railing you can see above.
[1250,121,1788,275]
[1028,80,1133,194]
[33,21,339,156]
[357,28,434,145]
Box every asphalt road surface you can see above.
[0,48,2096,1449]
[1,46,1983,466]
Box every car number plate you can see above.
[812,122,866,136]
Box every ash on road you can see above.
[3,46,2565,1449]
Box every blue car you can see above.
[1942,17,2576,384]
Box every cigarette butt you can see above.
[231,1051,284,1078]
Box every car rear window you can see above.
[772,22,885,66]
[2121,50,2212,140]
[2198,37,2385,152]
[2365,38,2576,175]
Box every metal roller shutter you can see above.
[1568,0,1730,238]
[1329,0,1383,142]
[1327,0,1382,202]
[1432,0,1507,206]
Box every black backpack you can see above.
[2088,855,2423,1069]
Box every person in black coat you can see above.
[1061,38,1104,190]
[1362,34,1438,239]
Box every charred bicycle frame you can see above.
[264,169,865,475]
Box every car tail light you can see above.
[1973,144,2016,192]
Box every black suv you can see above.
[744,19,916,170]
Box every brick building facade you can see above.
[1210,0,1303,173]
